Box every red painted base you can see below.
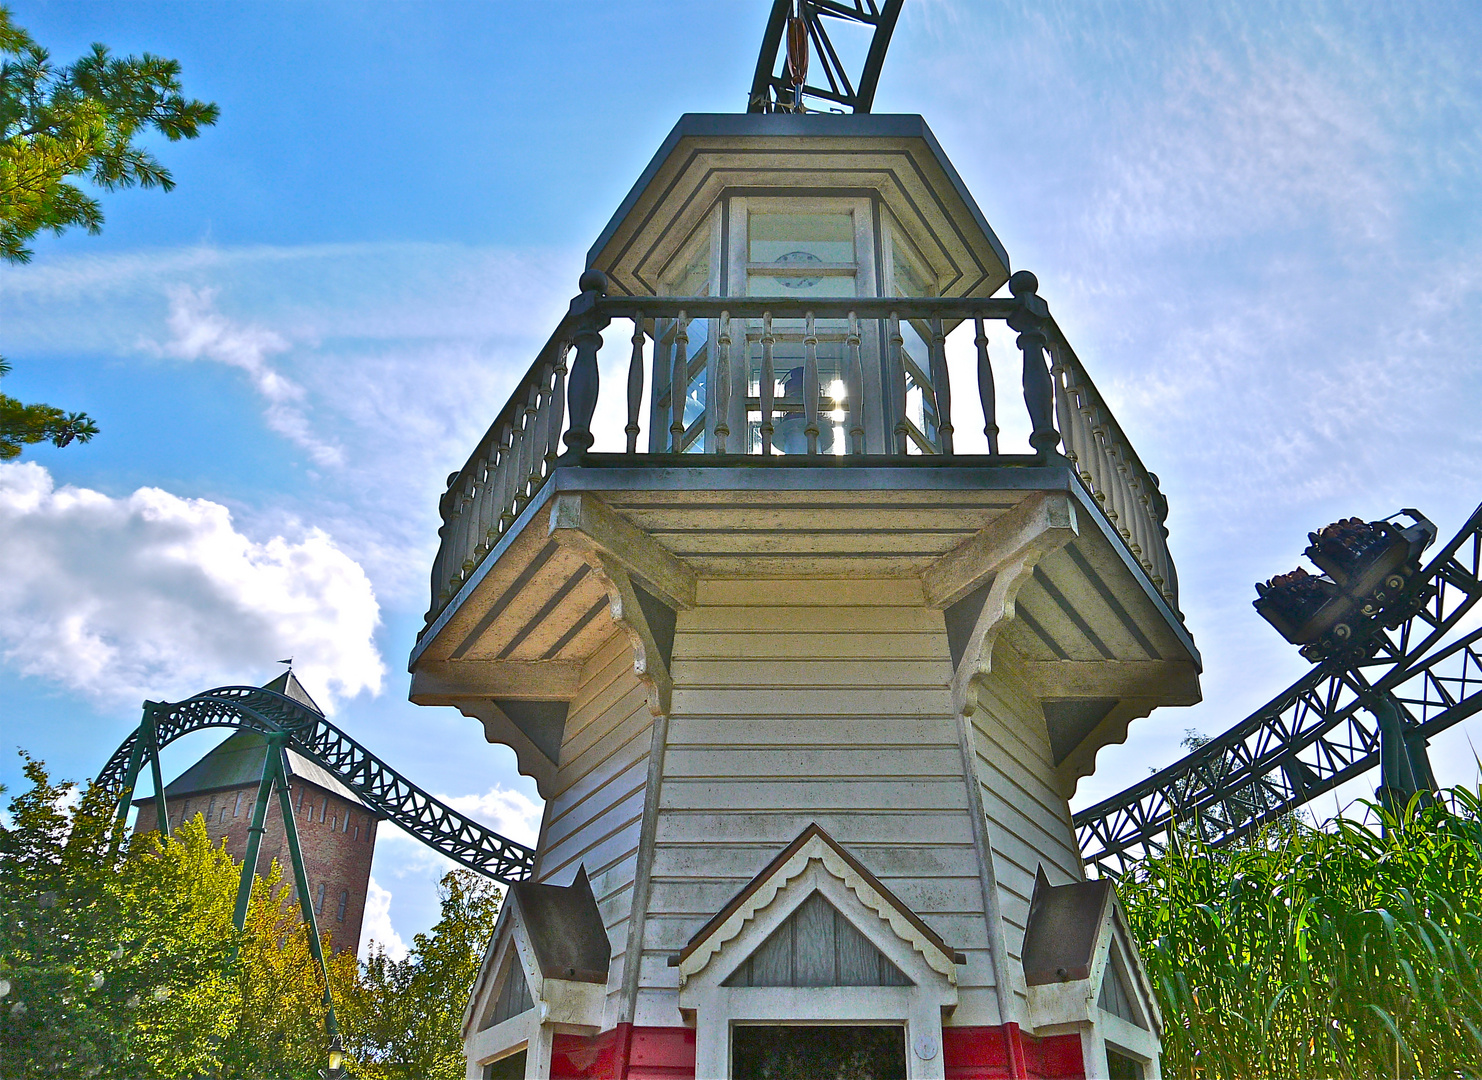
[549,1023,1081,1079]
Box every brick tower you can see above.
[133,672,380,955]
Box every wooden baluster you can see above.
[456,471,478,581]
[471,456,494,560]
[1091,413,1125,537]
[928,316,953,454]
[479,453,501,553]
[670,311,690,451]
[1069,378,1099,496]
[429,515,449,615]
[495,420,516,533]
[803,310,820,455]
[626,319,645,454]
[545,346,568,473]
[529,362,553,493]
[561,269,608,459]
[1145,473,1170,595]
[760,312,776,455]
[1073,384,1105,504]
[1007,271,1061,456]
[1120,456,1149,559]
[514,383,541,514]
[1150,476,1178,608]
[889,313,908,454]
[492,417,515,533]
[1103,438,1134,543]
[714,312,732,454]
[1112,447,1139,548]
[1128,473,1156,576]
[1047,341,1079,474]
[975,317,999,455]
[846,311,865,455]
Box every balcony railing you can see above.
[424,269,1178,631]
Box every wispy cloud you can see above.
[159,286,345,467]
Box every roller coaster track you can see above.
[98,685,537,885]
[1076,502,1482,878]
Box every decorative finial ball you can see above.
[1009,270,1039,297]
[579,268,608,295]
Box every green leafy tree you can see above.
[0,755,240,1078]
[0,357,98,459]
[216,862,363,1080]
[1,4,218,263]
[0,757,504,1078]
[344,871,504,1080]
[1,4,218,459]
[1121,787,1482,1079]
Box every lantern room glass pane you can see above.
[747,211,857,298]
[748,213,854,263]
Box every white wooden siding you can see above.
[639,578,1002,1027]
[525,576,1094,1033]
[967,661,1085,1017]
[534,629,653,1020]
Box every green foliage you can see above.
[215,862,363,1080]
[0,757,502,1078]
[0,4,218,264]
[0,755,239,1078]
[343,871,504,1079]
[0,357,98,459]
[1120,788,1482,1079]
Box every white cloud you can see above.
[440,786,543,847]
[159,286,344,467]
[359,875,409,963]
[0,462,384,710]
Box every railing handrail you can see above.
[1044,319,1169,523]
[438,313,579,520]
[423,270,1181,632]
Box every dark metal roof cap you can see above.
[1021,867,1115,986]
[510,867,611,984]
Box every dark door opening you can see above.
[732,1025,906,1080]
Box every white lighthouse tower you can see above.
[409,110,1198,1080]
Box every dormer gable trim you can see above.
[463,867,611,1043]
[1022,867,1162,1040]
[676,822,959,987]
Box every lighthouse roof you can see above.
[587,112,1011,299]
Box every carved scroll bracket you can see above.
[548,492,693,717]
[924,492,1079,718]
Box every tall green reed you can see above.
[1119,786,1482,1079]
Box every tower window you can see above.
[337,889,349,922]
[233,791,242,818]
[316,883,326,914]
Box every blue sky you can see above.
[3,0,1481,955]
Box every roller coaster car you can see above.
[1253,510,1436,662]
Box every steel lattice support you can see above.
[1075,502,1482,877]
[747,0,903,114]
[102,685,537,884]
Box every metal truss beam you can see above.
[748,0,903,114]
[100,685,537,885]
[1076,502,1482,877]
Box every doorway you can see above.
[732,1025,906,1080]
